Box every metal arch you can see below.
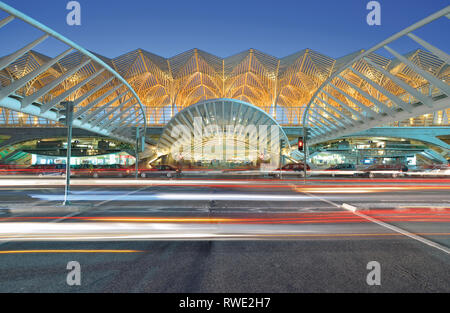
[0,2,146,144]
[302,6,450,146]
[157,98,290,154]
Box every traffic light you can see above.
[298,137,304,151]
[59,101,74,126]
[280,139,287,150]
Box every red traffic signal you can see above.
[298,137,304,151]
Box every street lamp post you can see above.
[135,127,139,179]
[60,101,74,206]
[279,139,285,179]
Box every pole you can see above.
[279,139,283,180]
[356,147,359,166]
[135,127,139,179]
[62,101,74,206]
[303,126,307,183]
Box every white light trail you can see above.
[29,192,311,202]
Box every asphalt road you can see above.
[0,177,449,292]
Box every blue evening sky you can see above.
[0,0,449,59]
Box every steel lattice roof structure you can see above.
[303,6,450,144]
[3,46,448,128]
[111,48,335,125]
[0,2,449,146]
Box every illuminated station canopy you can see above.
[157,98,289,163]
[1,47,448,128]
[0,3,449,152]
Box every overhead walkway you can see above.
[303,6,450,145]
[0,2,146,145]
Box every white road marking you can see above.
[342,203,450,255]
[342,203,357,212]
[93,185,152,207]
[297,188,450,255]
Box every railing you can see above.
[0,104,447,128]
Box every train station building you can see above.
[0,3,449,169]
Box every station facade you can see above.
[1,48,448,168]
